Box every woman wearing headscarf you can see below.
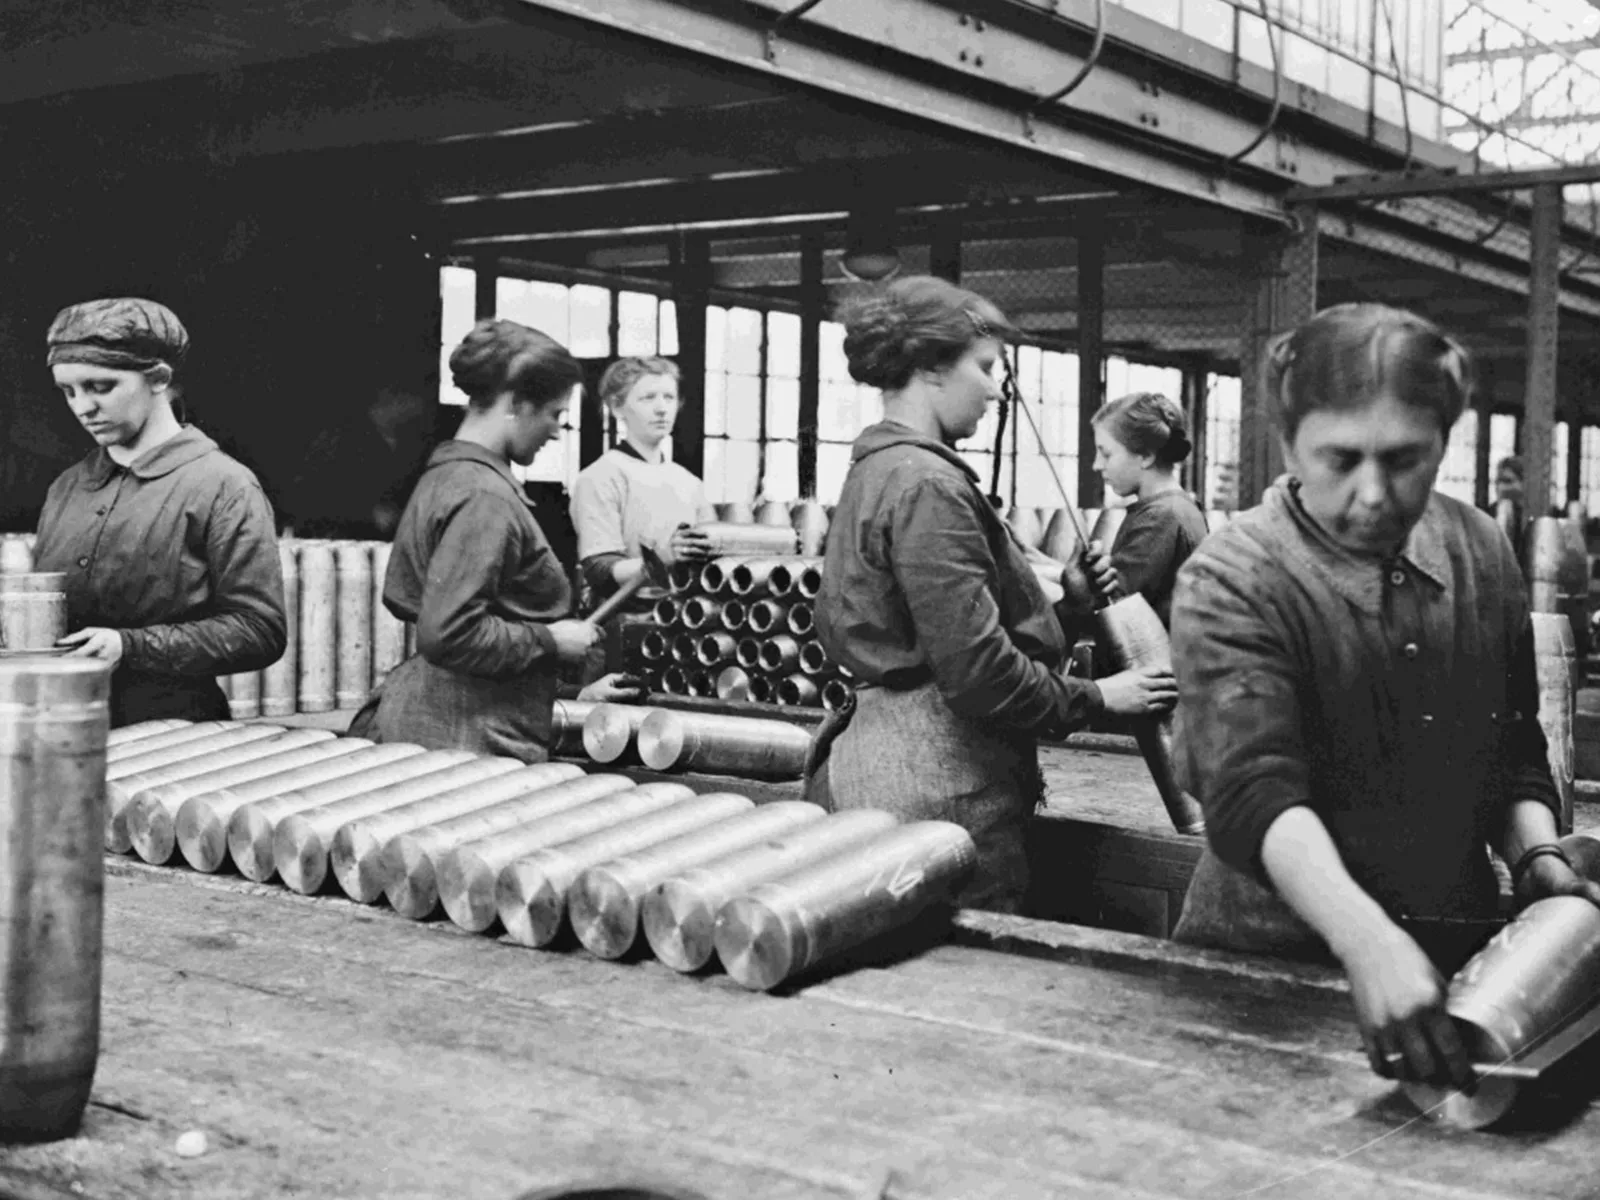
[33,297,287,727]
[350,318,606,762]
[1090,391,1209,627]
[809,276,1179,913]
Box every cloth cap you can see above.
[46,297,189,372]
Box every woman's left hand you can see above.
[1517,852,1600,909]
[578,672,648,703]
[57,627,125,667]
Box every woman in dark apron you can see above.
[33,297,287,727]
[349,318,606,762]
[1090,391,1209,628]
[807,276,1179,914]
[1168,303,1600,1091]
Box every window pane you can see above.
[817,443,854,504]
[1436,409,1477,506]
[767,311,802,379]
[726,373,762,441]
[819,380,858,443]
[766,376,800,441]
[1552,421,1569,512]
[763,441,800,503]
[820,321,850,381]
[723,439,761,505]
[617,291,659,357]
[568,284,611,358]
[703,372,727,438]
[706,306,728,373]
[659,300,679,356]
[498,278,569,342]
[1204,373,1242,510]
[727,307,763,375]
[703,440,727,504]
[1489,413,1517,475]
[439,266,476,407]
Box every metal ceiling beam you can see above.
[1288,162,1600,201]
[1444,112,1600,134]
[1448,39,1600,65]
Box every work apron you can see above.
[348,653,557,764]
[804,680,1042,914]
[112,669,229,729]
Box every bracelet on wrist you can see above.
[1511,843,1572,892]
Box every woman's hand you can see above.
[578,672,648,703]
[1083,539,1121,601]
[667,524,714,564]
[1095,665,1177,715]
[57,628,125,667]
[547,619,600,664]
[1516,850,1600,909]
[1334,921,1475,1091]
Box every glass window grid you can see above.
[1435,409,1478,506]
[1581,427,1600,518]
[1203,373,1242,512]
[1552,421,1570,513]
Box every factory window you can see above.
[762,311,802,504]
[438,265,476,408]
[1552,421,1570,513]
[1488,413,1518,478]
[1581,427,1600,517]
[1008,344,1080,510]
[1203,373,1242,511]
[703,305,765,505]
[817,320,883,503]
[1434,409,1478,506]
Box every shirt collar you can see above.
[1265,475,1450,614]
[850,419,981,483]
[78,426,218,490]
[423,439,536,508]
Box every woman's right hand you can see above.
[1096,665,1178,715]
[548,619,600,663]
[1335,922,1475,1091]
[667,525,714,563]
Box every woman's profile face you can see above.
[52,362,165,448]
[616,373,680,447]
[1093,427,1147,497]
[509,385,576,467]
[930,337,1002,445]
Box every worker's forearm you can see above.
[1259,806,1398,963]
[1501,799,1563,869]
[610,557,644,587]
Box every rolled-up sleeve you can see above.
[891,476,1102,738]
[120,483,287,676]
[415,493,558,679]
[1170,555,1313,881]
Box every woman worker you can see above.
[351,318,624,762]
[1169,303,1600,1091]
[1090,392,1209,627]
[810,276,1179,913]
[33,297,287,727]
[570,356,717,608]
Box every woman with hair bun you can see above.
[1169,303,1599,1091]
[1091,391,1209,626]
[811,276,1179,913]
[350,318,611,762]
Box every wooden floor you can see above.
[2,861,1598,1200]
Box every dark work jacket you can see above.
[816,420,1103,740]
[33,427,287,727]
[1109,489,1209,627]
[1170,477,1559,946]
[352,440,572,762]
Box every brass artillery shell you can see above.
[334,541,374,710]
[571,800,824,961]
[735,637,763,670]
[794,565,822,601]
[106,720,232,764]
[261,541,300,717]
[382,774,636,920]
[775,675,820,707]
[0,572,67,652]
[228,749,476,883]
[716,666,752,700]
[583,703,654,764]
[714,821,977,991]
[640,630,669,663]
[438,782,692,932]
[326,762,574,903]
[791,500,829,558]
[717,502,756,524]
[670,632,699,665]
[296,541,338,713]
[759,635,801,675]
[370,540,407,691]
[679,596,725,632]
[785,603,814,637]
[225,671,262,720]
[821,680,854,712]
[798,640,830,676]
[1531,612,1576,834]
[274,755,522,896]
[746,600,784,636]
[1005,506,1044,550]
[177,743,426,873]
[550,698,596,757]
[497,792,754,947]
[661,666,690,694]
[696,632,736,667]
[635,709,812,780]
[127,732,363,865]
[652,597,681,627]
[718,599,747,633]
[643,809,898,972]
[754,500,792,528]
[105,719,191,751]
[693,522,798,557]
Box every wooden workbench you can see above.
[2,861,1598,1200]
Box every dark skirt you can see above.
[348,654,557,764]
[805,681,1041,914]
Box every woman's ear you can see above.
[145,363,174,393]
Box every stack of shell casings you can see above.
[639,544,853,712]
[216,538,411,721]
[102,716,980,992]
